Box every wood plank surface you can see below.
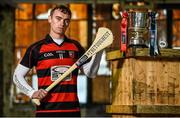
[107,49,180,61]
[106,105,180,115]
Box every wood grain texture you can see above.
[107,49,180,60]
[107,50,180,116]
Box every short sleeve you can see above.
[77,44,85,58]
[20,45,38,68]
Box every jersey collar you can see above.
[45,34,71,45]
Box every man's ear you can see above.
[48,16,51,23]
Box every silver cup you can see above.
[128,12,149,47]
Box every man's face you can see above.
[48,9,71,36]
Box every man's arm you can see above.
[13,64,36,98]
[81,50,103,78]
[13,64,48,99]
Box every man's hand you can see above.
[32,89,48,99]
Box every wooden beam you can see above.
[0,50,3,116]
[106,105,180,115]
[106,49,180,61]
[0,6,15,116]
[106,105,135,114]
[13,0,180,4]
[13,0,120,4]
[106,50,123,61]
[136,105,180,115]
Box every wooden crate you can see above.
[106,49,180,117]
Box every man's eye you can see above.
[64,20,70,25]
[57,17,61,20]
[55,17,61,21]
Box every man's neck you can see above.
[49,32,64,39]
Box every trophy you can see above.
[128,11,149,47]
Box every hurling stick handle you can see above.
[32,64,78,106]
[32,99,41,106]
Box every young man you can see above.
[13,5,102,117]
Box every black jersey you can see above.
[20,34,85,116]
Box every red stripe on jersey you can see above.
[60,79,77,85]
[38,76,52,86]
[36,108,80,113]
[36,58,75,70]
[40,42,79,53]
[42,93,78,102]
[38,76,77,87]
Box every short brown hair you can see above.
[50,5,72,18]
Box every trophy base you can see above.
[128,39,147,47]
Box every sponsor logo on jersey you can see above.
[44,52,54,57]
[51,65,71,81]
[69,51,75,58]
